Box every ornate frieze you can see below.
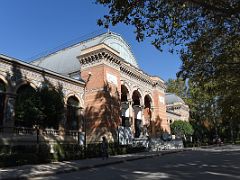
[120,62,165,92]
[0,56,85,107]
[79,45,121,71]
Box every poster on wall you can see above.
[106,73,118,86]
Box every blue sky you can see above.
[0,0,181,81]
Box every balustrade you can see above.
[0,126,79,139]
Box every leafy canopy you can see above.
[166,78,187,99]
[15,85,64,129]
[170,120,194,137]
[97,0,239,52]
[97,0,240,141]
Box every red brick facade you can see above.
[79,44,170,142]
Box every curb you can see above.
[1,150,185,180]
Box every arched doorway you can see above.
[144,95,152,136]
[132,90,142,138]
[121,85,130,127]
[15,84,37,127]
[66,96,81,130]
[0,79,6,126]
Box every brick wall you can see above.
[81,63,121,142]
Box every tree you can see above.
[186,80,220,143]
[166,78,187,100]
[96,0,240,141]
[37,86,64,129]
[96,0,239,51]
[15,85,64,129]
[15,86,43,127]
[170,120,193,139]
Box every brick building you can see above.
[0,32,170,143]
[166,93,190,124]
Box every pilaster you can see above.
[3,93,16,132]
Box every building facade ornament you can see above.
[0,32,182,144]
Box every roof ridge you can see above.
[30,30,109,62]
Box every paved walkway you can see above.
[193,144,240,152]
[2,145,239,180]
[0,150,185,180]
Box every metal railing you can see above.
[14,127,36,135]
[42,128,60,136]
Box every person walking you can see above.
[101,136,109,160]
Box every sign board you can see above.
[106,73,118,86]
[159,96,165,104]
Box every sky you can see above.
[0,0,182,81]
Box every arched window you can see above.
[0,80,6,93]
[144,95,152,121]
[121,85,129,102]
[144,95,152,136]
[67,96,80,130]
[0,79,6,126]
[15,84,36,127]
[121,85,130,127]
[132,90,142,138]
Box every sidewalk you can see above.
[0,149,185,180]
[193,144,240,152]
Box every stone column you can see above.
[3,93,16,132]
[150,106,155,137]
[58,104,67,135]
[139,104,144,137]
[0,92,6,127]
[141,105,145,124]
[128,99,136,137]
[132,105,143,138]
[127,99,133,126]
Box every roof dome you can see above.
[101,32,139,68]
[31,32,139,75]
[165,93,185,105]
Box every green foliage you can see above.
[15,85,64,129]
[97,0,240,142]
[170,120,193,137]
[0,144,51,167]
[37,86,64,129]
[97,0,239,51]
[0,145,11,154]
[0,80,6,92]
[166,78,188,100]
[0,153,39,167]
[15,85,43,127]
[0,143,147,167]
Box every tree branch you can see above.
[186,0,234,17]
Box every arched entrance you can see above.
[144,95,152,136]
[132,90,142,138]
[0,79,6,126]
[66,96,81,130]
[121,85,130,127]
[15,84,37,127]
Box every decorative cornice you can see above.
[0,55,85,86]
[120,62,165,90]
[166,110,181,116]
[78,44,121,69]
[77,43,166,90]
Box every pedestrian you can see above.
[217,137,222,146]
[100,136,109,160]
